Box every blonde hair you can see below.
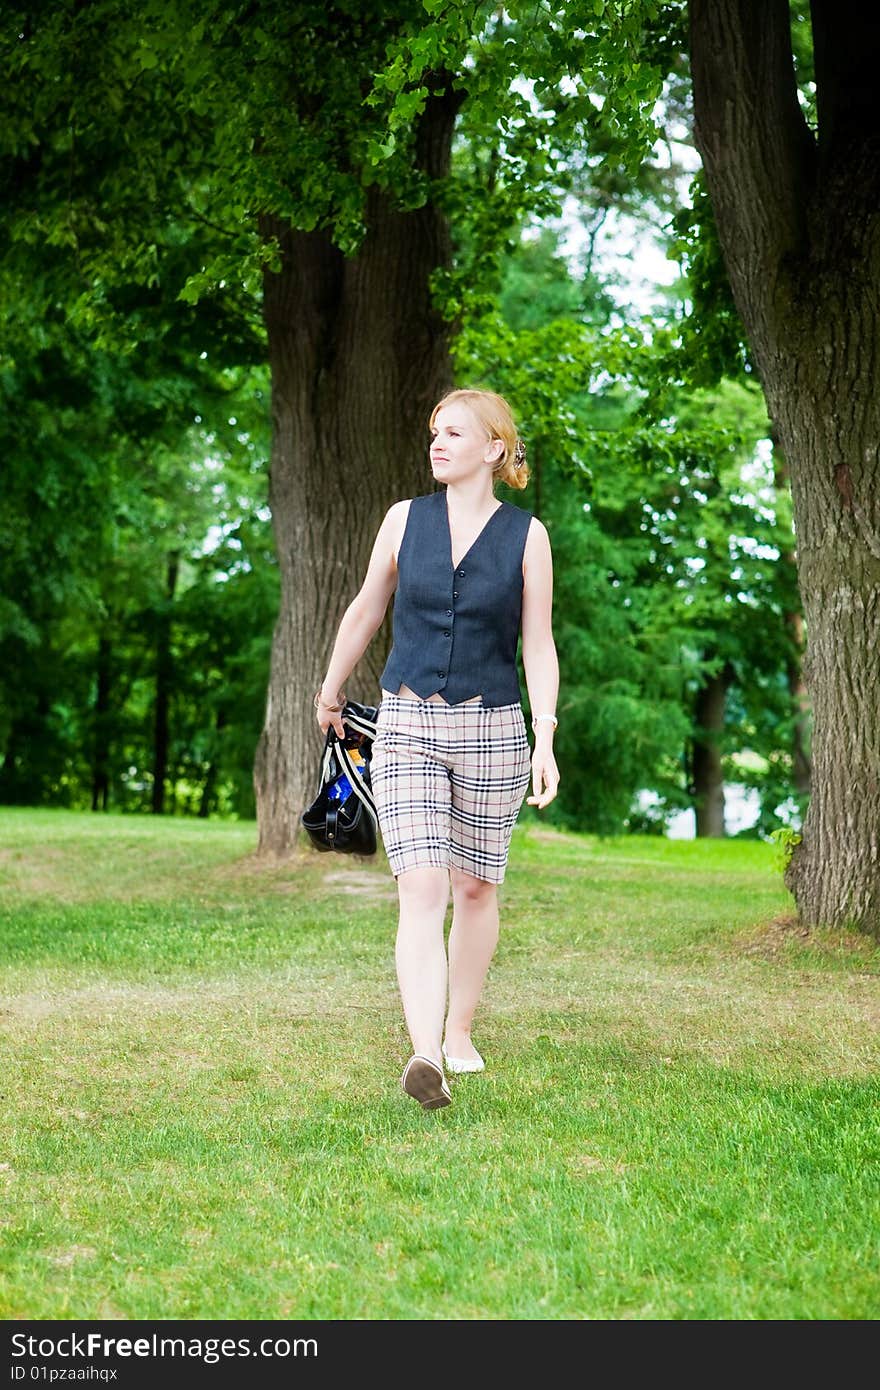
[429,388,530,491]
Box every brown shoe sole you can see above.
[401,1056,452,1110]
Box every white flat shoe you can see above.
[442,1042,485,1074]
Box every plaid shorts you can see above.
[371,692,532,884]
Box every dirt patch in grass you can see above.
[214,845,313,873]
[211,849,396,901]
[569,1154,629,1175]
[0,983,207,1023]
[0,846,79,900]
[2,844,270,905]
[43,1245,97,1268]
[738,913,880,964]
[320,869,396,900]
[740,914,810,955]
[0,971,389,1028]
[487,951,880,1078]
[202,847,316,890]
[1,827,392,906]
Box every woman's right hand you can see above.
[315,688,347,740]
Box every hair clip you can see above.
[514,439,527,468]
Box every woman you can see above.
[315,388,559,1110]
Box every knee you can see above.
[451,868,497,906]
[397,866,450,915]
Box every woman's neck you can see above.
[444,478,498,515]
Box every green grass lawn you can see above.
[1,807,878,1320]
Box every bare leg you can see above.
[444,868,499,1062]
[395,866,450,1066]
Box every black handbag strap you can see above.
[335,734,378,830]
[313,720,379,833]
[302,705,379,855]
[343,705,378,740]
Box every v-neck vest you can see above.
[379,491,533,706]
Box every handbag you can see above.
[300,699,380,855]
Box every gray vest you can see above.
[379,491,533,706]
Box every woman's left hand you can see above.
[527,746,559,809]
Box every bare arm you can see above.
[317,501,408,736]
[520,518,560,809]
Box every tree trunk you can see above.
[0,692,50,805]
[690,0,880,931]
[152,552,179,815]
[692,661,730,837]
[0,726,24,804]
[772,442,811,796]
[786,609,812,797]
[199,707,226,819]
[253,82,462,854]
[91,631,112,812]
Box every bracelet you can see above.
[314,688,346,713]
[531,713,558,731]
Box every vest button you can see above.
[445,608,452,616]
[437,669,446,678]
[457,569,465,577]
[443,630,450,638]
[453,591,459,599]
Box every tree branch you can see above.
[689,0,815,313]
[811,0,880,164]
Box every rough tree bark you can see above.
[690,0,880,931]
[772,443,812,795]
[253,81,462,854]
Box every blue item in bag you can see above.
[327,773,353,804]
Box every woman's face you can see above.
[429,404,502,485]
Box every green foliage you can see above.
[451,216,802,835]
[0,1,679,322]
[0,0,809,837]
[429,2,687,324]
[0,288,275,814]
[499,231,616,332]
[668,174,753,387]
[789,4,817,130]
[769,825,804,874]
[459,289,692,834]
